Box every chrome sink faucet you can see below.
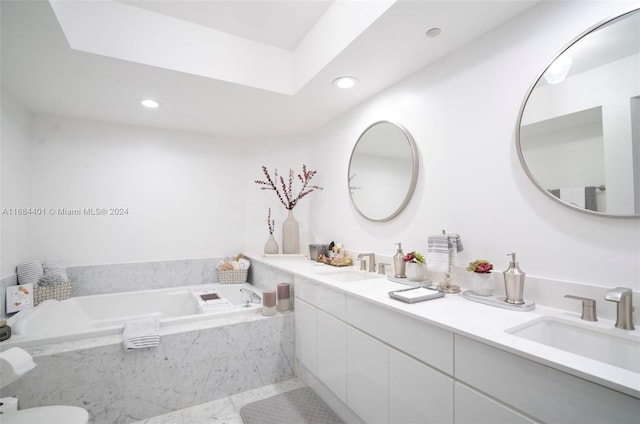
[357,253,376,273]
[604,287,635,330]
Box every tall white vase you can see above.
[282,210,300,254]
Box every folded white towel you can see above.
[16,261,44,286]
[122,316,160,351]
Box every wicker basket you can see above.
[217,269,248,284]
[34,281,73,306]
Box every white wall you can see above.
[24,115,246,266]
[264,1,638,289]
[1,91,32,276]
[2,1,639,291]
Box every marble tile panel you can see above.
[180,397,243,424]
[67,258,221,297]
[1,312,294,424]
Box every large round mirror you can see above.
[348,121,419,221]
[516,8,640,217]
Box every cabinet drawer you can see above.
[295,276,346,320]
[346,295,453,374]
[454,383,536,424]
[455,335,640,423]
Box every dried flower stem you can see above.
[267,208,275,235]
[255,164,322,210]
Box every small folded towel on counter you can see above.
[16,261,44,286]
[122,316,160,351]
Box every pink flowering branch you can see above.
[255,164,323,210]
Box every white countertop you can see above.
[251,255,640,399]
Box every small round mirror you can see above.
[517,8,640,217]
[348,121,419,221]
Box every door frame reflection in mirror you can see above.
[348,120,419,221]
[516,6,640,218]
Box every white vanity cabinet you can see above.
[455,335,640,423]
[454,383,536,424]
[295,276,455,424]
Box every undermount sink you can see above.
[506,317,640,373]
[314,269,382,283]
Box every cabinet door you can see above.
[295,298,317,373]
[347,326,389,424]
[389,348,454,423]
[454,383,536,424]
[317,310,347,402]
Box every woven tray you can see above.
[217,269,248,284]
[34,281,73,306]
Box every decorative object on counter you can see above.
[264,208,279,254]
[216,254,250,284]
[503,253,526,304]
[0,320,11,342]
[277,283,291,312]
[317,241,352,266]
[389,287,444,303]
[393,242,406,278]
[467,259,494,296]
[255,164,323,254]
[404,251,425,282]
[262,290,276,316]
[427,230,463,293]
[308,244,329,261]
[462,290,535,312]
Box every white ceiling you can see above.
[1,0,539,138]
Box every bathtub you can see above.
[3,283,262,348]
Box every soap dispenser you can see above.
[393,243,406,278]
[503,253,525,305]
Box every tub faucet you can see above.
[604,287,635,330]
[240,287,261,304]
[357,253,376,273]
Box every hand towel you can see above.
[560,187,585,208]
[122,316,160,351]
[42,258,69,282]
[16,261,44,286]
[427,235,450,272]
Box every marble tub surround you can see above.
[1,312,295,424]
[67,257,224,297]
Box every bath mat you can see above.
[239,387,344,424]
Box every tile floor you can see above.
[131,378,305,424]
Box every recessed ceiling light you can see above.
[141,99,160,109]
[332,76,358,89]
[426,27,442,38]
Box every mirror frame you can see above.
[348,120,419,222]
[515,6,640,219]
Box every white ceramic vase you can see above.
[472,272,494,296]
[282,210,300,254]
[405,262,425,282]
[264,234,279,254]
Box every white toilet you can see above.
[0,347,89,424]
[1,405,89,424]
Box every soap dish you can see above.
[462,290,535,312]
